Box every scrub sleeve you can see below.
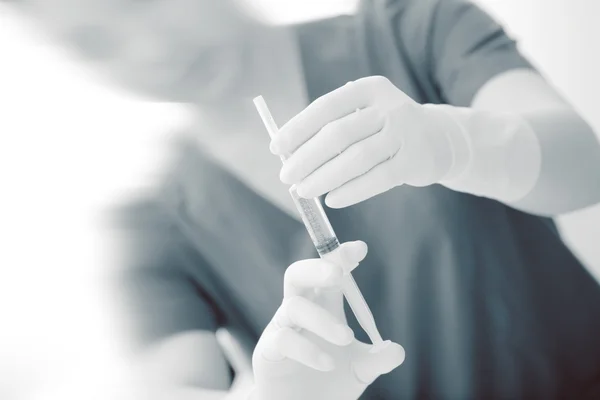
[384,0,535,107]
[110,199,219,351]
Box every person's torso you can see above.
[163,7,600,399]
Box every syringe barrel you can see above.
[288,185,340,255]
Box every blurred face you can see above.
[23,0,265,102]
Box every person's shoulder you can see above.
[299,0,444,34]
[379,0,439,15]
[358,0,443,38]
[383,0,472,10]
[103,133,212,229]
[398,0,491,26]
[378,0,496,49]
[379,0,476,23]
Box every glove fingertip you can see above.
[378,341,406,373]
[336,241,368,267]
[326,191,355,209]
[348,240,368,262]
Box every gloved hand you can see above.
[270,75,541,207]
[250,241,405,400]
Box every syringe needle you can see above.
[322,247,384,346]
[342,274,384,344]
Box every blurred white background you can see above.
[1,1,599,398]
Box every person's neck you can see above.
[192,25,307,131]
[181,25,308,221]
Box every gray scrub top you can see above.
[113,0,600,398]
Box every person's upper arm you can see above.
[109,198,232,389]
[112,199,218,348]
[426,0,535,107]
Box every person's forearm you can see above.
[451,68,600,216]
[511,108,600,215]
[430,104,600,216]
[131,331,235,396]
[168,387,230,400]
[174,387,254,400]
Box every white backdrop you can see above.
[1,1,599,398]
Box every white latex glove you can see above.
[269,76,453,208]
[250,241,405,400]
[270,75,540,207]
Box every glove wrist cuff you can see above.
[424,104,542,203]
[421,104,472,181]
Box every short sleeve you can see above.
[428,0,535,106]
[109,198,218,351]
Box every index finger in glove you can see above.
[271,79,379,155]
[284,240,368,298]
[279,107,385,185]
[352,341,405,385]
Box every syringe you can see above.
[253,96,384,346]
